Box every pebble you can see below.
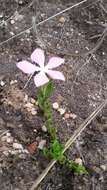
[6,132,11,137]
[27,108,31,112]
[24,102,33,108]
[6,137,13,143]
[0,14,3,18]
[33,129,37,133]
[10,80,17,85]
[27,142,38,154]
[38,140,46,150]
[52,102,59,110]
[10,19,15,24]
[59,16,66,23]
[58,108,66,115]
[13,142,23,150]
[64,113,70,119]
[0,80,5,86]
[9,150,19,155]
[42,125,47,132]
[69,113,77,119]
[24,94,28,102]
[75,50,79,54]
[18,0,23,5]
[75,158,82,165]
[10,31,15,36]
[30,98,36,104]
[26,29,31,34]
[31,110,37,115]
[100,165,106,171]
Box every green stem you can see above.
[37,81,56,139]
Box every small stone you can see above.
[7,101,13,106]
[0,80,5,86]
[100,165,106,171]
[13,142,23,150]
[42,125,47,132]
[30,98,36,104]
[0,14,3,18]
[58,108,66,115]
[52,102,59,110]
[19,154,26,159]
[75,50,79,54]
[27,142,38,154]
[6,137,13,143]
[9,150,19,155]
[19,0,23,5]
[26,107,31,112]
[23,94,28,102]
[59,16,66,23]
[75,158,82,165]
[33,129,37,133]
[10,80,17,85]
[26,29,30,34]
[10,31,15,36]
[38,140,46,150]
[24,102,33,108]
[64,113,70,119]
[10,19,15,24]
[69,113,77,119]
[6,132,11,137]
[31,110,37,115]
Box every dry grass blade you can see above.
[0,130,9,138]
[30,99,107,190]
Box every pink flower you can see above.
[16,48,65,87]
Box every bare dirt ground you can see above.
[0,0,107,190]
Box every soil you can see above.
[0,0,107,190]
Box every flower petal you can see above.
[31,48,45,68]
[16,61,39,74]
[34,72,49,87]
[46,70,65,81]
[46,57,64,69]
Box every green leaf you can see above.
[44,139,64,161]
[67,160,88,175]
[42,80,54,99]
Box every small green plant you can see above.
[37,81,88,175]
[43,139,88,175]
[16,48,88,175]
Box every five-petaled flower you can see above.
[16,48,65,87]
